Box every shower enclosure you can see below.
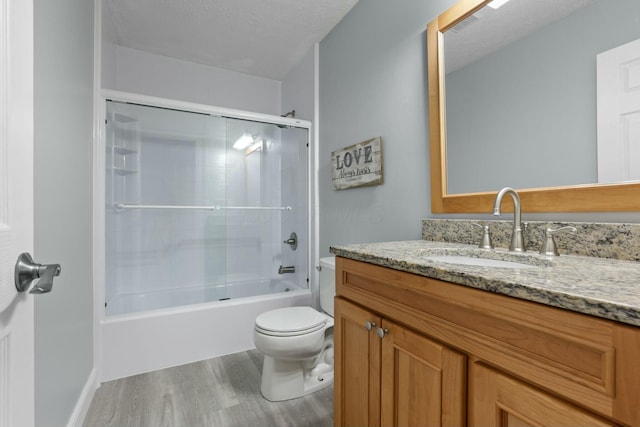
[104,97,309,316]
[99,92,313,379]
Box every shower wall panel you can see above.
[105,99,308,315]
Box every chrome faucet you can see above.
[492,187,525,252]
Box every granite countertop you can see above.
[330,240,640,328]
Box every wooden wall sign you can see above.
[331,137,383,190]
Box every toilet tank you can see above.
[319,256,336,316]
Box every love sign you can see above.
[331,137,383,190]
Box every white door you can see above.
[597,37,640,183]
[0,1,35,427]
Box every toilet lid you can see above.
[255,306,328,334]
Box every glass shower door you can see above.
[104,99,309,316]
[220,119,308,298]
[105,100,228,315]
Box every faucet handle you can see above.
[472,223,494,249]
[539,226,577,256]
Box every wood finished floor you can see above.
[83,349,333,427]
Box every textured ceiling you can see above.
[103,0,359,80]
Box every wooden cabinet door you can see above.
[334,297,382,427]
[470,363,617,427]
[380,319,466,427]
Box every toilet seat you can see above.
[255,306,329,337]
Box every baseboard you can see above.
[66,368,98,427]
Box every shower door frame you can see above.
[93,89,314,378]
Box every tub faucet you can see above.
[492,187,525,252]
[278,265,295,274]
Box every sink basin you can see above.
[425,255,537,269]
[414,247,553,269]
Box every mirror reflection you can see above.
[443,0,640,194]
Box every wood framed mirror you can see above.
[428,0,640,213]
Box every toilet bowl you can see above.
[253,256,335,401]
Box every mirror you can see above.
[428,0,640,213]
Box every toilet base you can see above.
[260,356,334,401]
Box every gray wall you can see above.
[319,0,640,254]
[319,0,456,255]
[282,46,315,121]
[281,45,318,304]
[105,45,282,115]
[34,0,94,426]
[101,0,282,115]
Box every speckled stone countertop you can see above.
[330,240,640,328]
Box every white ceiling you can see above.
[103,0,360,81]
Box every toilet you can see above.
[253,256,335,401]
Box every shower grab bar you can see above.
[116,203,292,211]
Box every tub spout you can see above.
[278,265,295,274]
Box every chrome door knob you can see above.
[365,321,376,331]
[377,328,389,339]
[14,253,61,294]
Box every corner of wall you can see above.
[66,369,98,427]
[280,44,319,306]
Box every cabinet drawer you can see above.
[336,257,640,426]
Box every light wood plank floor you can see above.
[83,349,333,427]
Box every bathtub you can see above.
[105,278,302,316]
[100,280,311,381]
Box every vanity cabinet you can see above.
[334,298,381,427]
[334,298,466,427]
[334,257,640,427]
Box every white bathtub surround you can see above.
[96,91,314,382]
[102,288,311,381]
[104,98,309,315]
[105,278,297,316]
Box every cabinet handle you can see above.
[365,321,376,331]
[377,328,389,339]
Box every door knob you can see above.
[14,253,61,294]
